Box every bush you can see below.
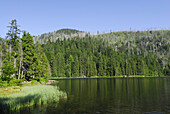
[8,79,26,86]
[29,79,39,85]
[8,80,17,86]
[34,77,48,84]
[39,78,48,83]
[0,81,8,88]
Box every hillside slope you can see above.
[39,29,170,77]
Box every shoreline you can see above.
[48,76,170,80]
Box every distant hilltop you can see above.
[33,29,88,44]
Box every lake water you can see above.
[18,78,170,114]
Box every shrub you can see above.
[0,81,8,88]
[8,79,26,86]
[34,77,48,84]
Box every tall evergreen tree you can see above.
[65,55,73,77]
[6,19,21,77]
[56,53,65,77]
[34,45,51,78]
[72,55,79,77]
[98,53,104,76]
[21,32,35,79]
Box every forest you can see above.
[0,20,51,84]
[0,19,170,83]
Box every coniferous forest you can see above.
[0,20,51,82]
[0,20,170,82]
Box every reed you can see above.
[0,85,66,113]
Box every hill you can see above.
[33,29,88,44]
[0,27,169,78]
[39,29,170,77]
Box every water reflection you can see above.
[14,78,170,114]
[56,78,170,114]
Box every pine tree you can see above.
[98,53,104,76]
[110,56,116,76]
[86,56,91,77]
[52,56,57,76]
[72,55,79,77]
[35,45,51,78]
[79,55,83,76]
[6,19,20,76]
[0,38,5,76]
[103,55,107,76]
[65,55,73,77]
[56,53,65,77]
[21,32,35,79]
[92,61,97,76]
[40,52,51,78]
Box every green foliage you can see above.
[6,19,21,76]
[30,79,39,85]
[37,77,48,83]
[21,32,51,80]
[55,53,65,77]
[0,81,8,87]
[56,29,83,35]
[32,45,51,78]
[0,20,170,85]
[42,33,169,77]
[0,20,52,84]
[31,77,48,84]
[22,32,35,78]
[0,79,25,87]
[1,56,16,81]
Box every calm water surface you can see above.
[18,78,170,114]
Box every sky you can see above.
[0,0,170,38]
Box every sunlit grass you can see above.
[0,85,66,113]
[0,86,22,96]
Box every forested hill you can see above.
[34,29,170,66]
[39,29,170,77]
[0,21,170,81]
[97,30,170,65]
[33,29,88,44]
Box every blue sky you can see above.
[0,0,170,37]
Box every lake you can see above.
[17,78,170,114]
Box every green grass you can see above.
[0,86,22,96]
[0,85,66,113]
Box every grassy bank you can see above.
[0,85,66,113]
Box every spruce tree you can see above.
[6,19,21,78]
[34,45,51,78]
[65,55,73,77]
[0,38,5,76]
[92,61,97,76]
[21,32,35,79]
[98,53,104,76]
[72,55,79,77]
[56,53,65,77]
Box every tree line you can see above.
[42,35,169,77]
[0,20,169,82]
[0,19,50,81]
